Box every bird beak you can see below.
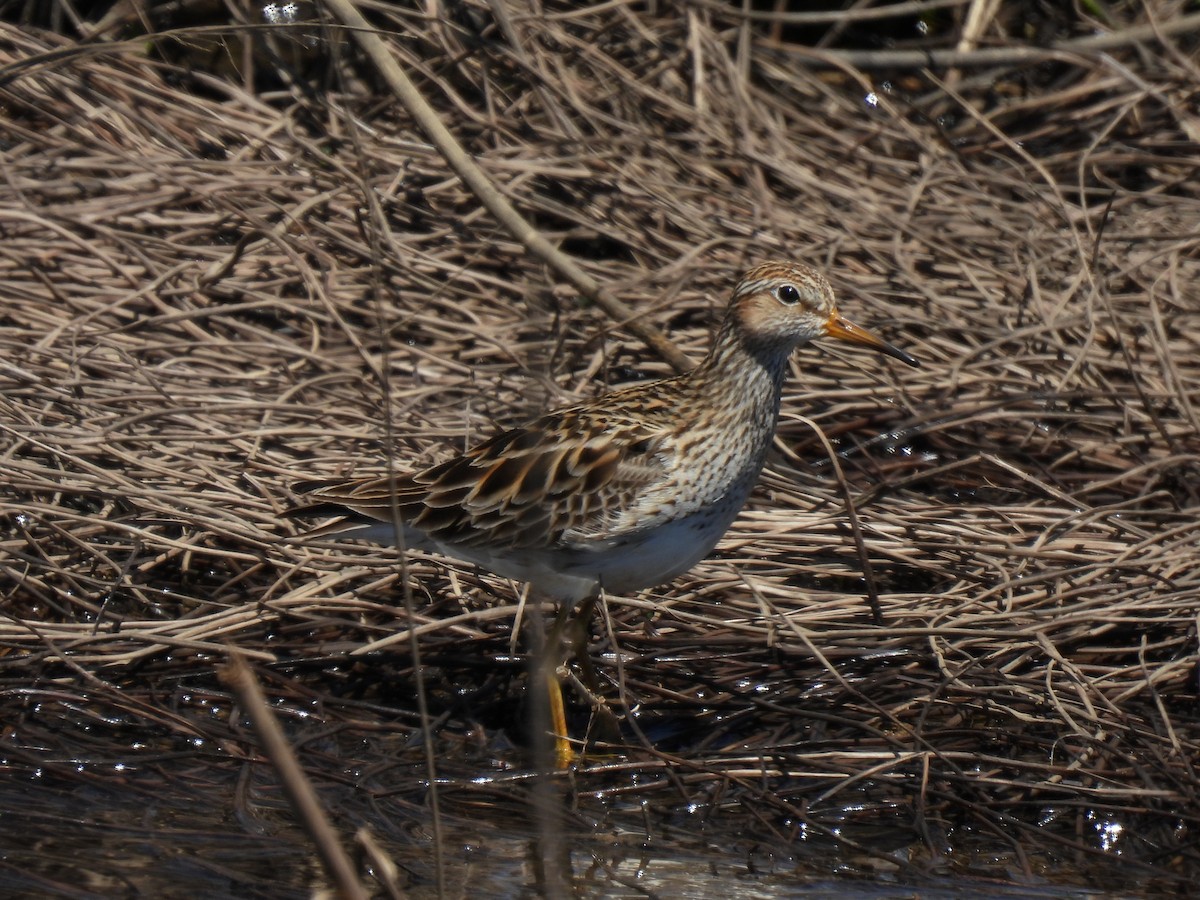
[825,312,919,367]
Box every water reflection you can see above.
[0,770,1138,898]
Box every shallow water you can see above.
[0,767,1126,899]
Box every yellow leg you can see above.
[544,594,622,757]
[526,597,575,768]
[546,668,573,769]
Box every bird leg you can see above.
[546,593,623,753]
[520,595,575,769]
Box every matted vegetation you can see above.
[1,0,1198,893]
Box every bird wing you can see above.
[290,406,674,550]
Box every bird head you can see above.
[730,261,918,367]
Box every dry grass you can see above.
[1,0,1198,891]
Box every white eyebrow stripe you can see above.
[733,277,781,299]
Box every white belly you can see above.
[346,484,752,604]
[347,492,742,604]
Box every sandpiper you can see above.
[289,261,918,756]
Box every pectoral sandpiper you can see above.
[288,261,918,758]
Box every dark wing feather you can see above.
[288,407,672,549]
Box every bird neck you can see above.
[687,314,794,427]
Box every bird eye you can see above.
[776,283,801,305]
